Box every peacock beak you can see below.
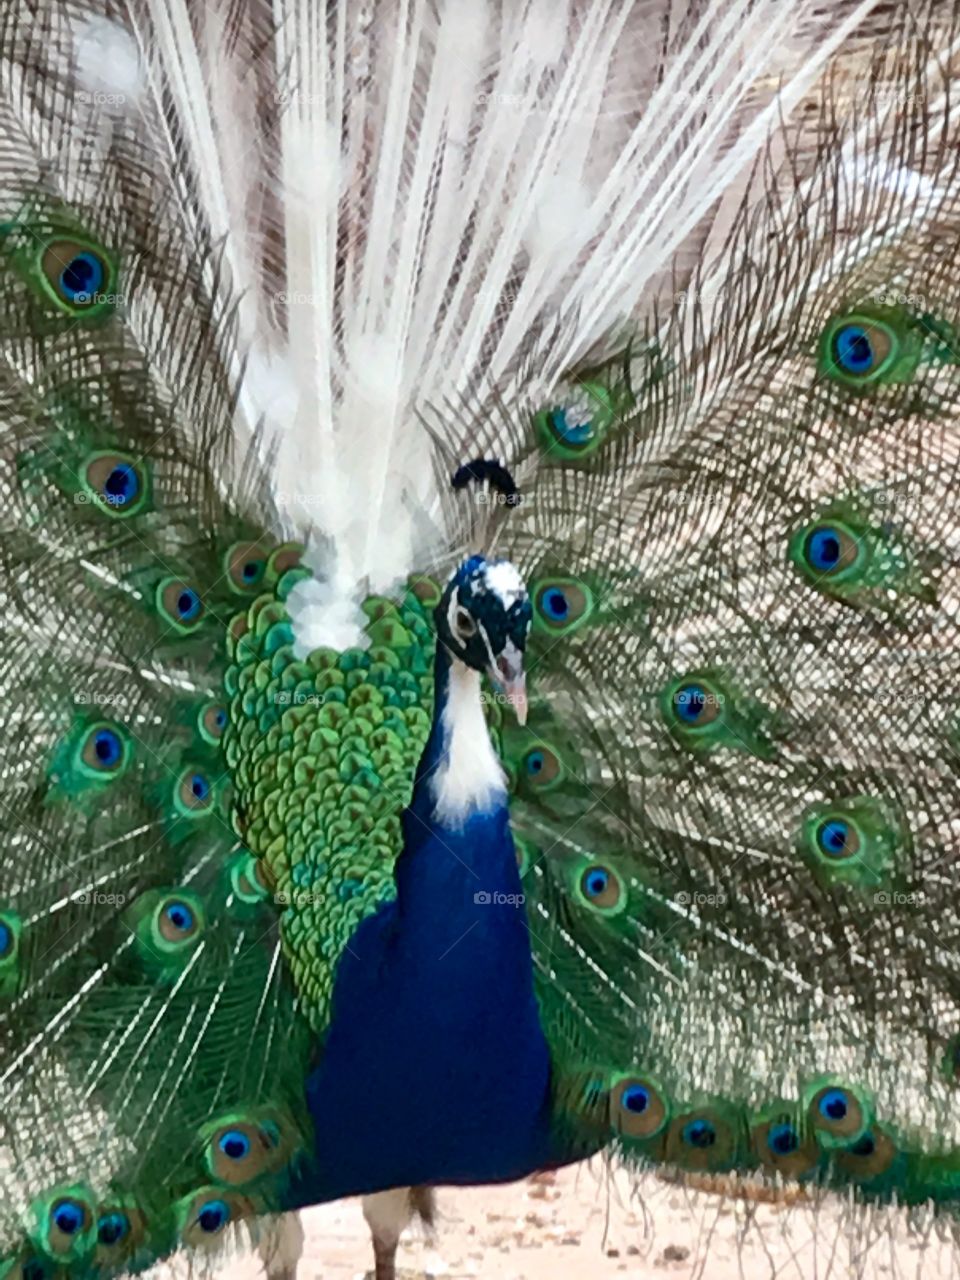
[490,642,528,726]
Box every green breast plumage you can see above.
[223,569,440,1025]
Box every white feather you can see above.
[430,660,506,829]
[65,0,896,652]
[73,17,144,103]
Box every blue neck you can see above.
[292,643,563,1201]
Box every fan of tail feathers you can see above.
[2,0,960,1276]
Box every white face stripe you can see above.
[477,620,497,672]
[447,588,468,651]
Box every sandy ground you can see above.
[154,1162,960,1280]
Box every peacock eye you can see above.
[176,767,214,815]
[800,522,862,578]
[41,239,111,312]
[197,1199,229,1233]
[83,453,148,518]
[830,321,893,379]
[455,607,477,638]
[819,311,908,388]
[224,542,268,594]
[80,724,128,774]
[682,1118,717,1149]
[160,900,196,939]
[157,578,205,633]
[672,681,720,726]
[815,817,860,860]
[610,1075,670,1139]
[97,1211,130,1246]
[767,1122,800,1155]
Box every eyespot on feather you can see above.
[804,1079,871,1148]
[29,1186,96,1263]
[156,578,205,633]
[174,766,216,817]
[835,1127,898,1181]
[198,701,229,745]
[39,237,116,317]
[174,1189,255,1248]
[126,888,206,971]
[575,861,626,915]
[224,542,269,594]
[664,1105,742,1172]
[78,722,131,778]
[610,1074,670,1140]
[202,1111,296,1186]
[750,1108,821,1179]
[94,1201,147,1265]
[82,452,149,518]
[531,578,593,636]
[818,310,910,387]
[0,908,22,990]
[520,745,563,789]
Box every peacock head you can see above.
[436,555,532,725]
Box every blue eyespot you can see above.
[102,463,140,508]
[242,561,259,582]
[59,251,104,304]
[0,921,12,958]
[541,587,569,620]
[526,750,545,775]
[584,868,610,899]
[197,1199,229,1234]
[674,683,708,724]
[177,589,202,622]
[768,1122,800,1156]
[549,407,594,446]
[219,1130,252,1161]
[190,773,210,802]
[817,820,851,858]
[849,1132,876,1157]
[833,324,875,375]
[52,1199,85,1235]
[621,1084,650,1114]
[165,902,194,933]
[97,1211,130,1246]
[93,728,123,769]
[818,1088,849,1122]
[682,1118,717,1149]
[805,527,842,572]
[215,710,227,729]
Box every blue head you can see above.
[435,555,532,723]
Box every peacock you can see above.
[3,1,960,1279]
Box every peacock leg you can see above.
[256,1210,305,1280]
[363,1186,436,1280]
